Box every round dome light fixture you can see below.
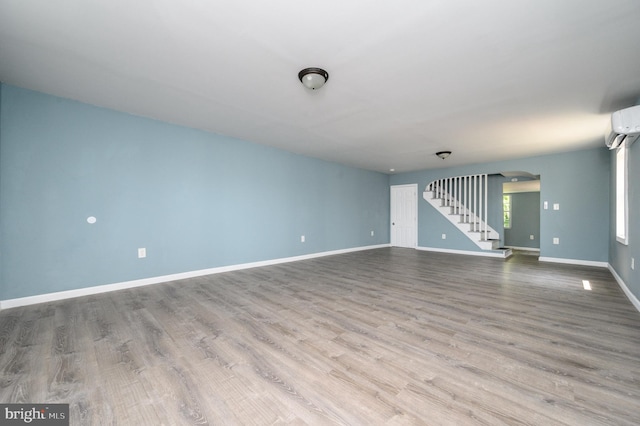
[298,67,329,90]
[436,151,452,159]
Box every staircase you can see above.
[423,174,501,251]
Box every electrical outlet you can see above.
[553,203,560,210]
[138,248,146,258]
[553,237,559,245]
[442,234,446,239]
[371,230,374,237]
[301,235,305,243]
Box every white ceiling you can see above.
[1,0,640,173]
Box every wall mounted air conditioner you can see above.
[605,105,640,150]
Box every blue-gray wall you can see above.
[505,191,541,249]
[390,148,610,262]
[609,140,640,300]
[2,83,633,305]
[0,84,390,300]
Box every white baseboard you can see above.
[0,244,391,310]
[608,265,640,313]
[417,246,511,258]
[538,257,608,268]
[505,246,540,252]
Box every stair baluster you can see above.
[424,173,499,250]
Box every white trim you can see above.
[417,246,511,258]
[0,244,391,310]
[505,246,540,252]
[503,193,512,229]
[538,257,608,268]
[615,143,629,245]
[390,184,418,248]
[423,186,500,250]
[608,265,640,313]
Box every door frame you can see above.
[390,184,418,248]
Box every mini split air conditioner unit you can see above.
[605,105,640,150]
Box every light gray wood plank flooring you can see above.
[1,248,639,425]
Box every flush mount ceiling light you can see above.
[298,67,329,90]
[436,151,452,159]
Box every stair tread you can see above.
[426,183,497,251]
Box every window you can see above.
[503,194,511,229]
[616,143,628,245]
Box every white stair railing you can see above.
[427,174,490,241]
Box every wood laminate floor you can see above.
[0,248,639,425]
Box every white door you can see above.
[390,184,418,248]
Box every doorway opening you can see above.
[502,174,540,256]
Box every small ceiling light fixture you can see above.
[298,67,329,90]
[436,151,452,159]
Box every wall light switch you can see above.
[138,248,146,258]
[530,235,534,240]
[371,230,375,237]
[301,235,305,243]
[632,258,635,270]
[553,237,559,245]
[553,203,560,210]
[544,201,548,210]
[442,234,447,239]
